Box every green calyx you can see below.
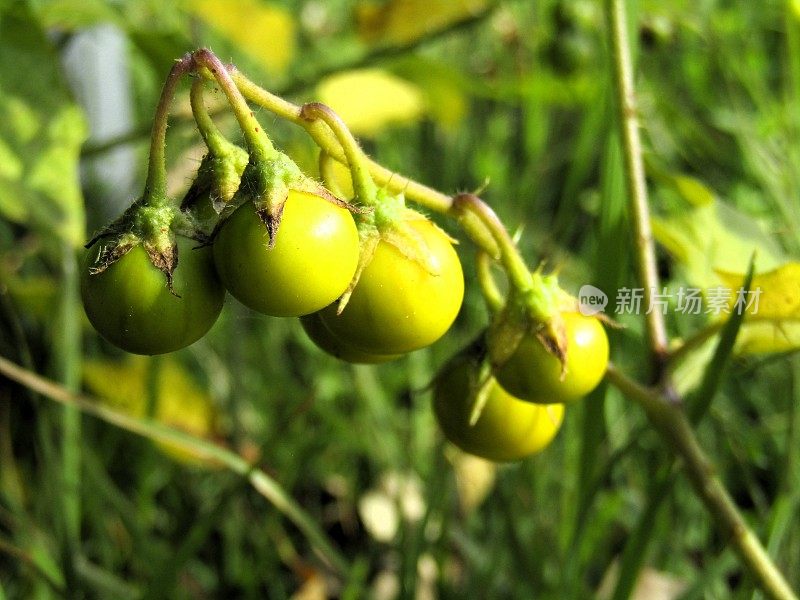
[229,151,348,248]
[85,196,197,294]
[180,142,249,235]
[336,193,449,314]
[486,271,570,375]
[372,188,406,228]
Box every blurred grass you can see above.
[1,0,800,597]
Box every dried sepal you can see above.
[86,233,139,275]
[467,358,496,426]
[336,230,380,314]
[535,314,568,379]
[143,239,179,296]
[256,204,284,250]
[83,193,191,296]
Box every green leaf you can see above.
[688,258,754,422]
[0,9,87,245]
[27,106,86,245]
[667,174,716,207]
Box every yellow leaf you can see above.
[83,357,219,466]
[316,69,425,136]
[714,262,800,355]
[187,0,295,75]
[357,0,490,46]
[735,321,800,355]
[82,356,148,416]
[718,262,800,319]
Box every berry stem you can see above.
[231,72,451,205]
[143,53,193,201]
[189,77,233,158]
[191,49,277,162]
[230,69,503,259]
[318,150,351,198]
[476,251,504,313]
[300,102,379,205]
[452,193,532,295]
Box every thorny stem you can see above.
[605,365,797,600]
[0,356,351,579]
[300,102,378,204]
[605,0,795,596]
[144,54,193,200]
[606,0,669,365]
[191,49,277,162]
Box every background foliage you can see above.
[1,0,800,597]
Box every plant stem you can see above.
[0,356,350,578]
[191,49,277,162]
[144,53,193,200]
[230,72,450,208]
[189,77,230,158]
[605,0,668,364]
[318,150,352,198]
[451,193,532,293]
[606,365,797,600]
[476,251,504,313]
[228,69,503,258]
[604,2,795,594]
[300,102,378,203]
